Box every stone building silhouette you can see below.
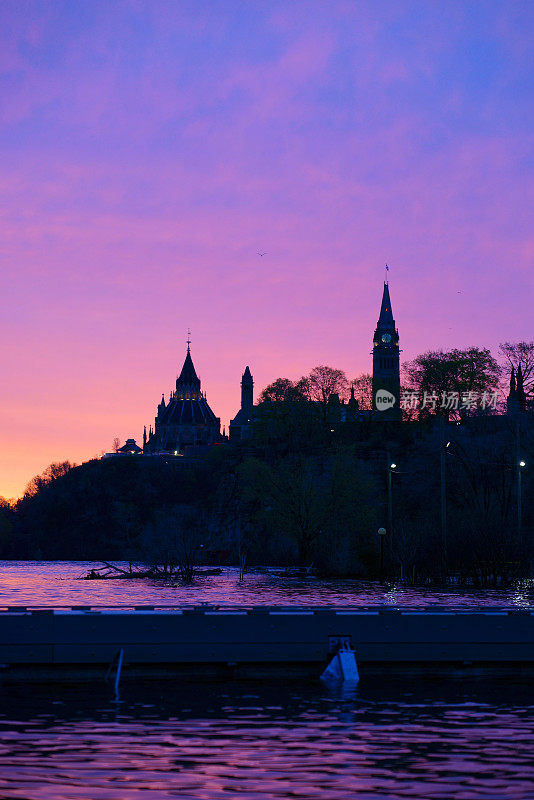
[372,281,401,420]
[117,438,143,454]
[229,366,254,441]
[144,343,221,453]
[120,281,403,455]
[507,364,527,415]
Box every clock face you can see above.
[381,333,392,343]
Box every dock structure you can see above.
[1,605,533,681]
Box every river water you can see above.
[1,561,533,608]
[0,678,533,799]
[1,562,533,798]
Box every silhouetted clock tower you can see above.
[372,281,401,419]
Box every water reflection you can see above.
[0,679,533,799]
[1,561,533,609]
[2,563,533,797]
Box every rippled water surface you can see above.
[1,679,533,799]
[1,563,534,798]
[1,561,533,608]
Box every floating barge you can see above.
[1,605,533,682]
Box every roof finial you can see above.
[186,328,191,352]
[385,263,389,284]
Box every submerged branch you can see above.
[81,562,222,581]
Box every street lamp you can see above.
[384,453,408,575]
[378,527,387,581]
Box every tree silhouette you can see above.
[402,348,500,420]
[259,377,308,403]
[24,461,76,498]
[305,365,349,405]
[351,372,373,410]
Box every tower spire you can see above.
[241,366,254,413]
[372,278,400,419]
[186,328,191,353]
[177,345,201,395]
[508,364,526,414]
[509,366,516,395]
[517,364,526,406]
[377,281,394,327]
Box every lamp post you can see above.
[518,460,526,544]
[440,416,448,576]
[384,452,398,578]
[378,527,387,581]
[386,451,396,550]
[388,461,396,536]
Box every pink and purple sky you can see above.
[1,0,533,498]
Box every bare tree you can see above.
[24,461,76,498]
[351,373,373,410]
[112,437,121,453]
[142,504,209,582]
[305,366,350,405]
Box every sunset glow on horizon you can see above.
[1,0,533,499]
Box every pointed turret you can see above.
[241,366,254,414]
[177,346,201,393]
[377,281,395,327]
[175,339,202,401]
[347,384,359,415]
[517,364,526,409]
[230,366,255,441]
[507,365,525,415]
[509,366,517,395]
[517,364,524,393]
